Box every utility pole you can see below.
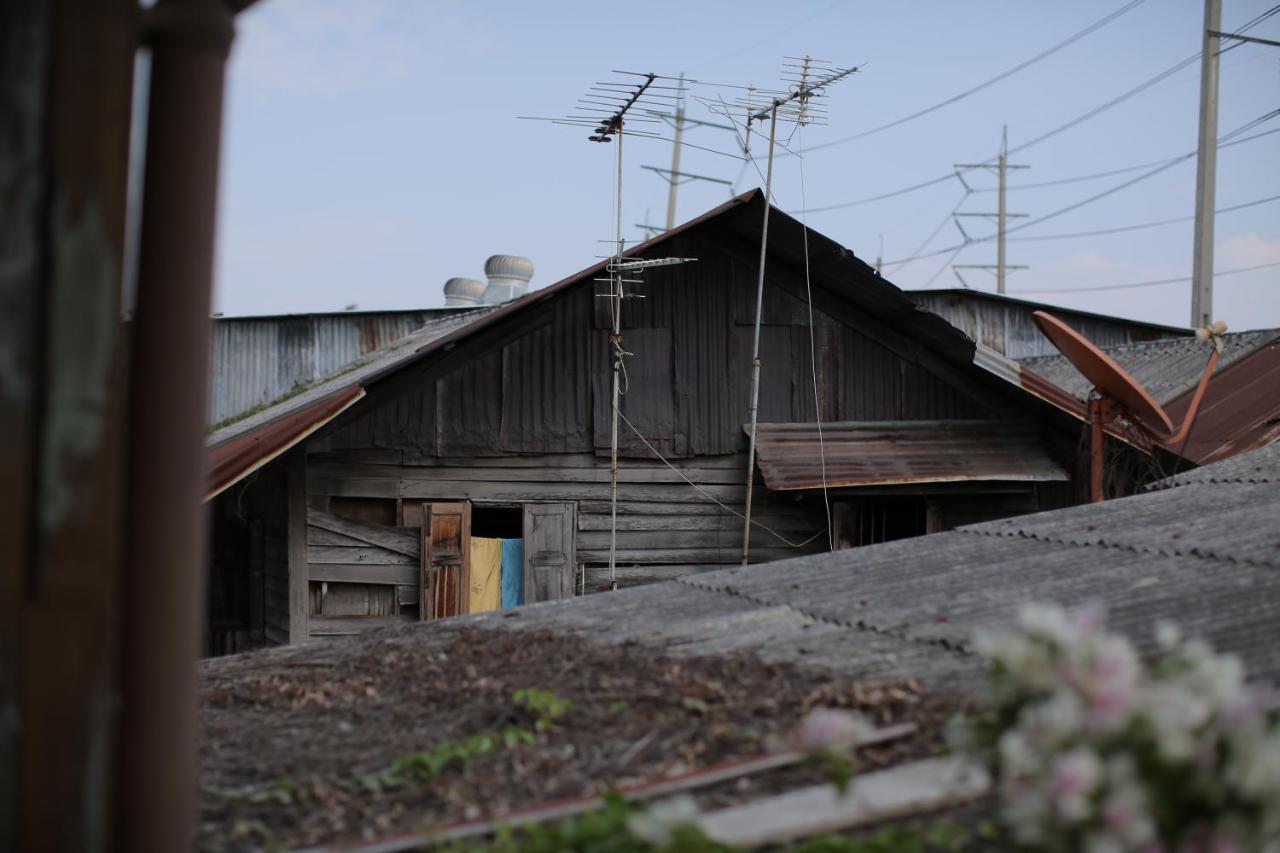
[641,74,736,231]
[667,74,685,229]
[954,126,1029,293]
[1191,0,1221,328]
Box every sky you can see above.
[213,0,1280,331]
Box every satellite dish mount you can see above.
[1031,311,1227,502]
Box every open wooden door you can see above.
[421,502,471,619]
[523,502,576,602]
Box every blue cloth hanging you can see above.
[500,538,524,608]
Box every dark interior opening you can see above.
[832,498,928,549]
[472,504,523,539]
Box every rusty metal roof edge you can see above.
[766,471,1071,491]
[205,385,365,501]
[747,419,1041,433]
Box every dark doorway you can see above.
[471,504,523,538]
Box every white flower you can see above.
[1155,620,1182,651]
[1050,748,1103,822]
[625,796,699,845]
[793,708,874,755]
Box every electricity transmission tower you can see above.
[953,126,1029,294]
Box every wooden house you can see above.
[203,190,1094,654]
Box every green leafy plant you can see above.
[513,688,574,732]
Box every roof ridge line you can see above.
[674,574,975,658]
[956,525,1274,570]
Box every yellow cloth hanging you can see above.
[468,537,503,613]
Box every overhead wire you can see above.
[979,125,1280,192]
[614,405,828,549]
[1013,259,1280,295]
[798,6,1277,215]
[1006,192,1280,243]
[796,123,833,551]
[790,0,1151,155]
[883,109,1280,266]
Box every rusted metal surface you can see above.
[1161,334,1280,464]
[750,420,1069,491]
[3,0,137,848]
[207,309,473,426]
[119,2,234,850]
[1032,311,1173,433]
[910,289,1189,359]
[206,384,364,499]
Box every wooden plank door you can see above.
[523,502,576,602]
[421,502,471,620]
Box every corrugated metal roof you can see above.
[208,309,494,447]
[750,420,1069,490]
[1160,334,1280,464]
[1017,328,1279,402]
[208,309,476,426]
[202,190,1093,496]
[909,289,1189,359]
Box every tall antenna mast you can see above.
[709,56,858,566]
[522,72,698,590]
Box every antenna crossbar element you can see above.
[609,257,697,272]
[641,165,733,186]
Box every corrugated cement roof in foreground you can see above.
[1017,328,1280,402]
[751,420,1069,490]
[459,440,1280,691]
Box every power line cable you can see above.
[1013,259,1280,295]
[982,125,1280,192]
[884,110,1280,266]
[799,8,1276,214]
[791,0,1150,155]
[614,405,827,549]
[1006,192,1280,242]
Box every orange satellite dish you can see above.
[1031,310,1225,501]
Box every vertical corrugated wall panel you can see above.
[208,311,437,426]
[671,252,736,456]
[500,290,592,453]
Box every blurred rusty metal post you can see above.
[1089,397,1106,502]
[119,1,233,850]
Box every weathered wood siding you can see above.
[305,449,827,581]
[208,462,292,653]
[315,235,992,464]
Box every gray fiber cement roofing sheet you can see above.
[475,441,1280,690]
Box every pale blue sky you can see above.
[214,0,1280,330]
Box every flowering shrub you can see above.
[956,603,1280,852]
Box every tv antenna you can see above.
[704,56,859,565]
[1032,310,1227,502]
[523,71,698,589]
